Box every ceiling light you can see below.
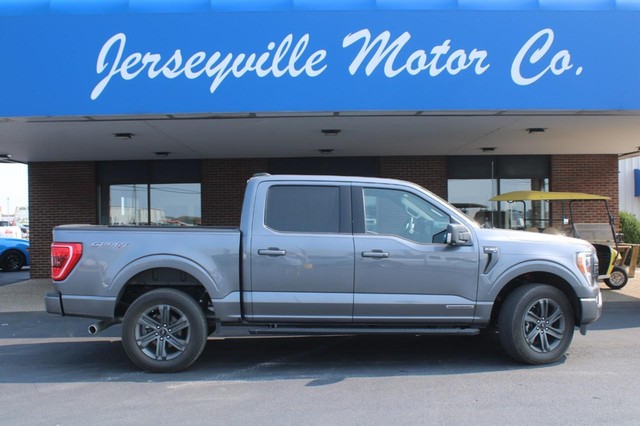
[526,128,547,134]
[480,147,496,152]
[318,149,334,155]
[114,132,134,139]
[321,129,341,136]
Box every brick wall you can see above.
[551,154,619,228]
[29,162,97,278]
[201,159,269,226]
[25,155,619,277]
[379,156,448,198]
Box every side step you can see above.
[247,327,480,336]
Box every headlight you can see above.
[577,251,598,286]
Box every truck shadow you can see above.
[0,333,560,385]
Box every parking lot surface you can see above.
[1,276,640,425]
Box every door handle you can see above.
[361,250,390,259]
[258,248,287,257]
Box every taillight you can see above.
[51,242,83,281]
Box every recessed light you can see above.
[321,129,341,136]
[114,132,134,139]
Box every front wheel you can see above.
[498,284,574,365]
[122,288,208,373]
[604,265,628,290]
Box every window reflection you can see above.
[109,183,201,226]
[448,178,549,229]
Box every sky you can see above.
[0,163,28,215]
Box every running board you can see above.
[247,327,480,336]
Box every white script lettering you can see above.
[511,28,582,86]
[342,29,490,78]
[91,33,328,100]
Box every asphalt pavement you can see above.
[0,269,29,287]
[1,273,640,425]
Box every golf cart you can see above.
[489,190,629,290]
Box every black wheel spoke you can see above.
[523,297,565,353]
[139,313,161,330]
[137,330,158,347]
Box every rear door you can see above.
[352,185,479,324]
[248,181,354,322]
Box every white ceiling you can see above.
[1,111,640,163]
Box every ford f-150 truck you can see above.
[46,174,602,372]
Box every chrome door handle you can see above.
[258,248,287,256]
[361,250,390,259]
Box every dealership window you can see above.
[447,156,550,230]
[98,161,201,226]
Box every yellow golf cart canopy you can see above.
[490,191,610,202]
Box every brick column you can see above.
[201,159,269,226]
[28,162,97,278]
[551,154,619,227]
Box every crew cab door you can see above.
[352,185,479,323]
[247,181,354,322]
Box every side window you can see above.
[266,185,340,233]
[363,188,450,244]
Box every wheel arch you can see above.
[111,255,222,318]
[489,267,582,327]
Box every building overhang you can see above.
[1,1,640,162]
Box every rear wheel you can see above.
[498,284,574,365]
[604,265,628,290]
[0,250,25,272]
[122,288,208,373]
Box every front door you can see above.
[353,186,479,324]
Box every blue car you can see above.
[0,238,29,272]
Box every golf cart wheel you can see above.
[604,265,628,290]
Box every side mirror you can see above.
[446,223,473,246]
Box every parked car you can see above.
[0,238,30,272]
[0,220,24,239]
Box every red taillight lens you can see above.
[51,242,83,281]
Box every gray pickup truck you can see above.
[46,174,602,372]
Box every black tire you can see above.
[122,288,208,373]
[604,265,628,290]
[498,284,574,365]
[0,250,25,272]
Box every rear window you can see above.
[265,186,340,233]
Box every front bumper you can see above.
[579,287,603,326]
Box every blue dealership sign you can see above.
[0,8,639,116]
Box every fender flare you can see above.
[486,259,583,301]
[110,254,222,303]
